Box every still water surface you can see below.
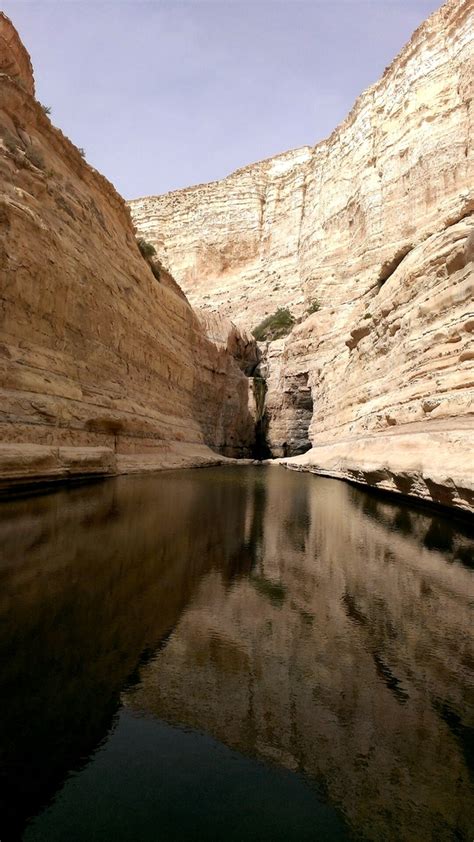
[0,466,473,841]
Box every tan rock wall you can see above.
[130,146,312,328]
[130,0,474,512]
[0,14,34,97]
[130,0,473,331]
[0,18,255,486]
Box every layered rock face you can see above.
[0,14,256,487]
[130,0,474,513]
[282,220,474,512]
[0,14,34,97]
[130,146,313,327]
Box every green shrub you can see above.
[252,307,295,342]
[306,298,320,314]
[41,104,52,115]
[150,262,161,281]
[3,134,18,154]
[25,145,45,169]
[137,237,157,259]
[78,147,86,158]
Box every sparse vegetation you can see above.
[25,145,45,169]
[78,147,86,158]
[3,134,18,154]
[252,307,295,342]
[306,298,320,315]
[150,263,161,282]
[41,104,52,115]
[137,237,157,259]
[136,237,161,282]
[14,78,28,94]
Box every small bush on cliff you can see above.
[136,237,162,282]
[306,298,320,315]
[3,133,19,154]
[150,263,161,282]
[137,238,157,259]
[41,104,52,115]
[25,145,45,169]
[252,308,295,342]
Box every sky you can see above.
[2,0,442,199]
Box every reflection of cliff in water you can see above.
[352,488,474,568]
[0,471,255,840]
[1,467,472,841]
[124,470,474,842]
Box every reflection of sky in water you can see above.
[1,467,473,841]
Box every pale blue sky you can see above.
[3,0,442,198]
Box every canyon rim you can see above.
[1,0,473,515]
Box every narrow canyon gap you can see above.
[130,0,474,515]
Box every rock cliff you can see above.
[130,0,474,514]
[0,14,256,487]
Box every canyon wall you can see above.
[130,0,474,514]
[0,13,256,487]
[130,145,313,327]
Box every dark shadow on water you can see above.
[0,467,472,841]
[0,471,255,839]
[371,652,410,705]
[432,698,474,781]
[349,485,474,570]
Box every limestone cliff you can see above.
[130,0,474,514]
[130,145,313,327]
[0,14,256,487]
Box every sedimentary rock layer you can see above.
[0,14,34,97]
[277,218,474,513]
[0,13,255,487]
[131,0,474,514]
[130,145,313,327]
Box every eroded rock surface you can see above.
[130,0,474,513]
[0,13,256,487]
